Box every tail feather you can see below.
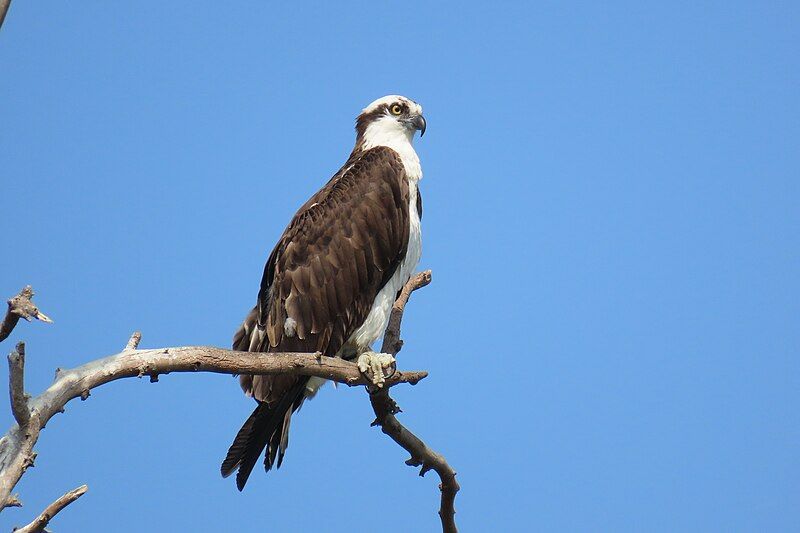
[221,380,308,491]
[220,402,267,479]
[234,411,277,491]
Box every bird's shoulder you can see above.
[291,146,407,224]
[254,146,412,350]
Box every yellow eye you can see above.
[390,104,403,115]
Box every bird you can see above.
[221,95,426,490]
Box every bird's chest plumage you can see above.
[302,140,422,398]
[348,176,421,350]
[305,176,421,398]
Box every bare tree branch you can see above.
[1,287,52,344]
[1,271,457,531]
[0,0,11,33]
[381,270,432,355]
[8,343,30,427]
[2,493,21,510]
[372,270,460,533]
[124,331,142,351]
[0,341,426,509]
[13,484,88,533]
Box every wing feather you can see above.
[225,146,414,488]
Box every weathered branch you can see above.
[8,343,30,427]
[372,270,460,533]
[124,331,142,351]
[13,484,87,533]
[0,0,11,33]
[381,270,432,355]
[2,493,21,510]
[0,287,52,344]
[1,271,457,531]
[0,341,426,510]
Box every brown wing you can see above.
[265,145,410,353]
[223,146,411,489]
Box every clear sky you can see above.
[1,2,798,531]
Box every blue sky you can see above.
[1,2,798,531]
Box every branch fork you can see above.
[0,271,459,532]
[369,271,460,533]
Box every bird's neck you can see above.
[354,119,422,181]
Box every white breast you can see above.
[349,122,423,349]
[304,175,421,399]
[304,116,423,398]
[349,178,422,350]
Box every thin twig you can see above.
[373,270,460,533]
[0,286,52,344]
[8,343,30,427]
[381,270,432,355]
[13,484,88,533]
[124,331,142,350]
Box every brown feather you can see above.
[222,146,415,489]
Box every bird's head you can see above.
[355,95,426,148]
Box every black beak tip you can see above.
[417,115,427,137]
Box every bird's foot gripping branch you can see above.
[357,351,397,388]
[0,271,459,533]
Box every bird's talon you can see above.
[357,351,395,388]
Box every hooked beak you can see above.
[410,114,426,137]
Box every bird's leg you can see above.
[356,351,396,388]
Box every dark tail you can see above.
[221,381,307,491]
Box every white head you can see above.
[355,95,426,149]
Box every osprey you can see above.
[221,95,426,490]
